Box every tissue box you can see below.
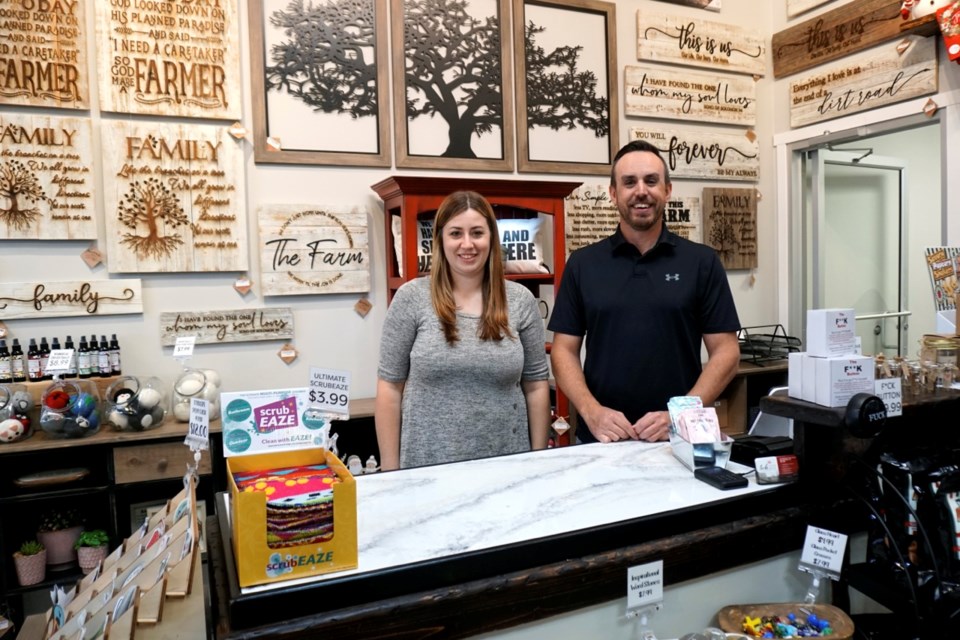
[806,308,857,357]
[813,355,875,407]
[227,447,357,588]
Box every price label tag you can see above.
[874,378,902,418]
[799,526,847,580]
[627,560,663,610]
[172,336,196,360]
[45,349,74,374]
[308,367,351,418]
[184,398,210,451]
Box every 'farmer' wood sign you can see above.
[0,280,143,319]
[159,307,294,346]
[628,126,759,182]
[101,120,247,273]
[258,204,370,296]
[625,65,756,126]
[0,113,96,239]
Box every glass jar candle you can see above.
[172,369,221,422]
[0,383,34,444]
[39,380,100,438]
[105,375,168,431]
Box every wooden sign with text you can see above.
[773,0,904,78]
[0,0,89,108]
[94,0,241,119]
[159,308,294,346]
[564,185,618,257]
[0,280,142,320]
[637,10,766,77]
[703,188,757,270]
[787,0,837,18]
[625,65,756,126]
[629,126,759,182]
[100,120,248,273]
[665,196,702,243]
[0,113,96,239]
[258,204,370,296]
[789,36,937,128]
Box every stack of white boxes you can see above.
[788,308,875,407]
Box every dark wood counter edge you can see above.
[759,389,960,428]
[209,502,829,640]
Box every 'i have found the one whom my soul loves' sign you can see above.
[258,204,370,296]
[0,280,143,320]
[629,126,759,182]
[159,307,294,346]
[624,65,757,127]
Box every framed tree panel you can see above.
[392,0,514,171]
[249,0,391,167]
[702,187,757,270]
[100,121,248,273]
[624,65,756,127]
[0,0,89,109]
[514,0,618,175]
[94,0,241,119]
[0,113,96,240]
[628,126,759,182]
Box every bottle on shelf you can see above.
[64,335,78,378]
[0,339,11,383]
[98,335,111,377]
[39,336,51,381]
[77,336,92,379]
[10,338,25,382]
[27,338,42,382]
[109,334,122,375]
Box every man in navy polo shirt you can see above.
[549,140,741,444]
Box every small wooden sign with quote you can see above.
[258,204,370,296]
[0,113,96,239]
[100,120,247,273]
[93,0,241,119]
[624,65,757,127]
[703,187,757,270]
[0,0,90,109]
[564,185,618,257]
[0,280,143,320]
[159,308,294,346]
[665,196,702,243]
[628,126,759,182]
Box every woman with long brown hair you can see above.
[375,191,550,470]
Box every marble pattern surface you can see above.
[241,442,777,594]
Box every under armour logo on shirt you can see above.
[665,273,680,282]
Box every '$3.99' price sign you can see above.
[309,367,351,418]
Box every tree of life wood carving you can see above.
[0,160,52,231]
[117,177,189,260]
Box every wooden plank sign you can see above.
[628,126,760,182]
[637,10,766,77]
[624,65,756,126]
[564,185,619,257]
[100,120,248,273]
[773,0,904,79]
[665,196,702,243]
[0,280,143,320]
[702,188,757,270]
[789,36,937,128]
[258,204,371,296]
[787,0,837,18]
[653,0,721,11]
[159,308,294,346]
[94,0,241,119]
[0,113,96,239]
[0,0,90,108]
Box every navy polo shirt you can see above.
[549,225,740,443]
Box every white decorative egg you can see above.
[137,387,162,410]
[202,369,222,388]
[178,377,203,396]
[0,418,25,442]
[173,402,191,422]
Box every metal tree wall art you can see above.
[0,161,52,231]
[117,177,189,260]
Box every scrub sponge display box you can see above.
[806,308,857,357]
[227,448,357,588]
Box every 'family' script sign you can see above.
[258,204,370,296]
[0,0,89,108]
[637,10,766,77]
[624,65,756,126]
[159,307,294,346]
[0,113,96,239]
[702,187,757,270]
[101,120,248,273]
[94,0,241,119]
[0,280,143,320]
[629,126,759,182]
[789,36,937,128]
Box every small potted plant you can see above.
[74,530,110,574]
[36,508,83,566]
[13,540,46,586]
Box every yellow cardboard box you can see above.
[227,447,357,588]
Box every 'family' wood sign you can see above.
[100,120,248,273]
[0,0,90,108]
[628,126,759,182]
[773,0,904,78]
[258,204,370,296]
[637,10,766,77]
[789,36,937,127]
[624,65,756,126]
[159,307,294,346]
[93,0,241,119]
[0,113,96,239]
[0,280,143,320]
[702,187,757,270]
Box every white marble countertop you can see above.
[240,441,779,594]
